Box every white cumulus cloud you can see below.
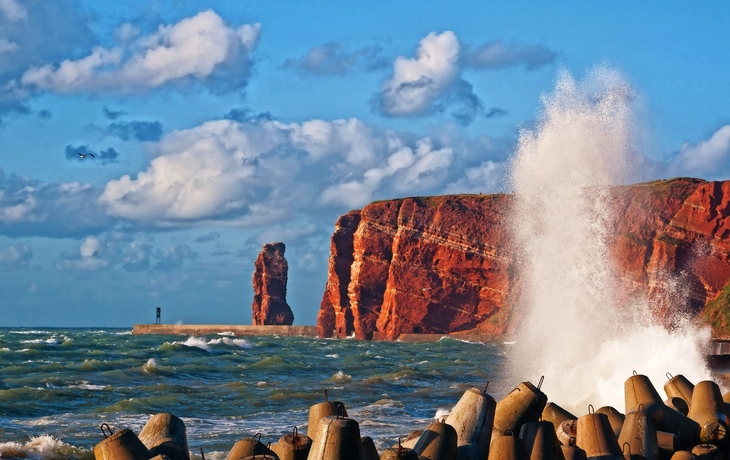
[287,118,385,167]
[371,31,557,125]
[0,170,111,238]
[99,117,479,223]
[319,138,453,207]
[99,119,281,220]
[55,236,109,271]
[0,39,18,54]
[0,0,26,21]
[669,125,730,181]
[20,10,261,93]
[373,31,462,117]
[0,244,32,269]
[445,161,507,194]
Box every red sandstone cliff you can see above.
[252,242,294,326]
[318,211,361,338]
[318,178,730,339]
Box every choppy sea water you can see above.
[0,328,511,459]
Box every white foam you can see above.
[174,336,211,351]
[327,371,353,383]
[0,435,83,460]
[143,357,157,370]
[507,67,712,412]
[23,417,56,426]
[207,337,252,348]
[433,408,451,420]
[446,338,485,345]
[21,337,58,345]
[69,382,107,390]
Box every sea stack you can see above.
[252,242,294,325]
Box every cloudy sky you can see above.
[1,1,729,327]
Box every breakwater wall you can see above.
[132,324,499,343]
[131,325,730,354]
[132,324,318,337]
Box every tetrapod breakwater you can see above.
[92,371,730,460]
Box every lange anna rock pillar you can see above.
[252,242,294,325]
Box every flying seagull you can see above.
[76,152,95,159]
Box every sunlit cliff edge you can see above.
[317,178,730,340]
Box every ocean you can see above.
[0,328,511,459]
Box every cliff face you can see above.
[318,211,361,338]
[318,178,730,339]
[252,242,294,326]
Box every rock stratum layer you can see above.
[252,242,294,326]
[317,178,730,340]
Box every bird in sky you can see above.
[76,152,95,159]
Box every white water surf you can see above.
[507,67,713,413]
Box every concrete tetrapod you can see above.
[625,375,665,423]
[664,375,694,412]
[307,396,348,447]
[596,408,625,439]
[721,391,730,421]
[655,432,679,460]
[690,444,721,460]
[397,431,423,450]
[617,408,659,460]
[488,435,530,460]
[624,374,699,448]
[445,387,496,460]
[380,442,420,460]
[543,403,577,430]
[361,436,379,460]
[687,381,729,444]
[413,420,458,460]
[307,416,364,460]
[138,413,190,460]
[556,420,577,448]
[561,444,587,460]
[492,380,548,441]
[270,427,311,460]
[668,451,694,460]
[519,421,566,460]
[94,426,151,460]
[575,411,623,460]
[664,399,689,417]
[225,434,275,460]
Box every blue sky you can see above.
[1,0,729,326]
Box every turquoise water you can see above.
[0,329,510,459]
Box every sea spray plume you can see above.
[507,67,712,412]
